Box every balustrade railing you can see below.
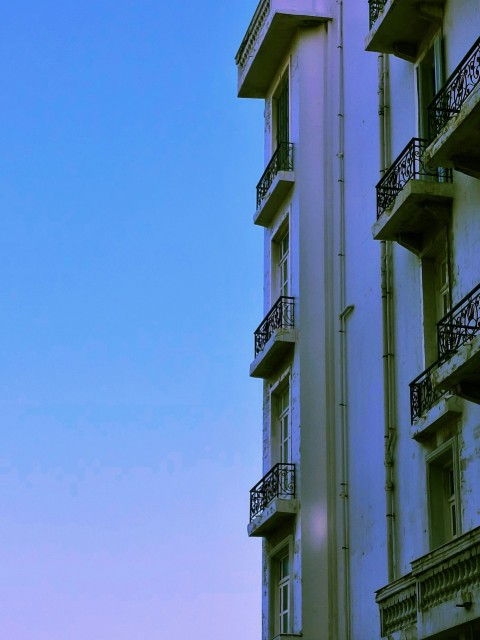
[409,361,447,423]
[377,526,480,636]
[428,36,480,139]
[437,282,480,359]
[254,296,294,357]
[236,0,270,71]
[250,462,295,521]
[376,138,452,218]
[256,143,294,209]
[368,0,387,28]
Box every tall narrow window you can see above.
[278,384,290,464]
[278,229,289,298]
[417,37,443,139]
[278,552,290,634]
[275,76,289,148]
[427,438,461,549]
[421,231,451,365]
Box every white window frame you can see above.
[426,436,461,550]
[268,536,294,639]
[270,213,290,305]
[270,369,292,467]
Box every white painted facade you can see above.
[236,1,480,638]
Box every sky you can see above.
[0,2,265,638]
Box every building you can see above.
[235,1,480,639]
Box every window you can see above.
[278,229,289,299]
[269,540,293,639]
[273,75,289,150]
[270,374,291,468]
[421,230,451,366]
[277,383,291,465]
[417,36,443,139]
[272,223,290,302]
[278,552,290,634]
[427,438,461,549]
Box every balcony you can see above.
[365,0,444,61]
[410,361,447,423]
[250,296,295,378]
[235,0,331,98]
[247,463,297,537]
[409,362,462,440]
[254,143,295,227]
[377,526,480,638]
[372,138,453,254]
[432,282,480,403]
[425,36,480,178]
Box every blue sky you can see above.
[0,2,264,637]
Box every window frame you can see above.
[268,536,294,639]
[426,437,461,550]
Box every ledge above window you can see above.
[235,0,331,99]
[365,0,444,61]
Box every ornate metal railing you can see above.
[256,143,294,209]
[437,282,480,359]
[250,463,295,521]
[376,138,452,218]
[235,0,270,71]
[368,0,387,29]
[428,36,480,139]
[409,361,447,423]
[254,296,294,357]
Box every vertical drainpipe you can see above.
[378,52,396,584]
[336,1,352,638]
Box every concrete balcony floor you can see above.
[247,497,298,537]
[254,170,295,227]
[372,179,453,254]
[424,84,480,179]
[236,0,331,98]
[365,0,443,61]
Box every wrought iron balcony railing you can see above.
[256,143,294,209]
[437,282,480,359]
[254,296,294,357]
[376,138,452,219]
[250,462,295,521]
[409,361,447,423]
[368,0,387,29]
[428,36,480,139]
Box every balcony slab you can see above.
[236,0,331,98]
[250,328,296,378]
[433,333,480,403]
[365,0,443,61]
[247,497,298,537]
[254,171,295,227]
[411,394,463,441]
[372,179,453,253]
[424,84,480,178]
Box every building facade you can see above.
[236,1,480,639]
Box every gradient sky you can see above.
[0,2,265,637]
